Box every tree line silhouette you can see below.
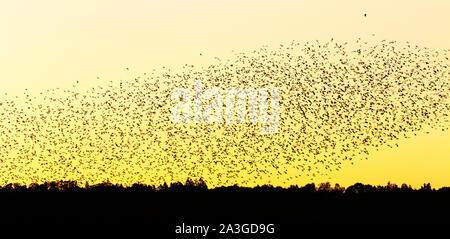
[1,179,449,194]
[1,178,448,236]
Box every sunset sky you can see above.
[0,0,449,188]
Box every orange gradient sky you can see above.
[0,1,449,187]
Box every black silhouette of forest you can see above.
[2,178,449,236]
[1,178,449,194]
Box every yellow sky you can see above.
[0,0,449,187]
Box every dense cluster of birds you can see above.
[0,39,449,187]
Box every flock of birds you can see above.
[0,38,449,187]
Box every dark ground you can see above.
[1,181,449,237]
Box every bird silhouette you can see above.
[0,38,448,188]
